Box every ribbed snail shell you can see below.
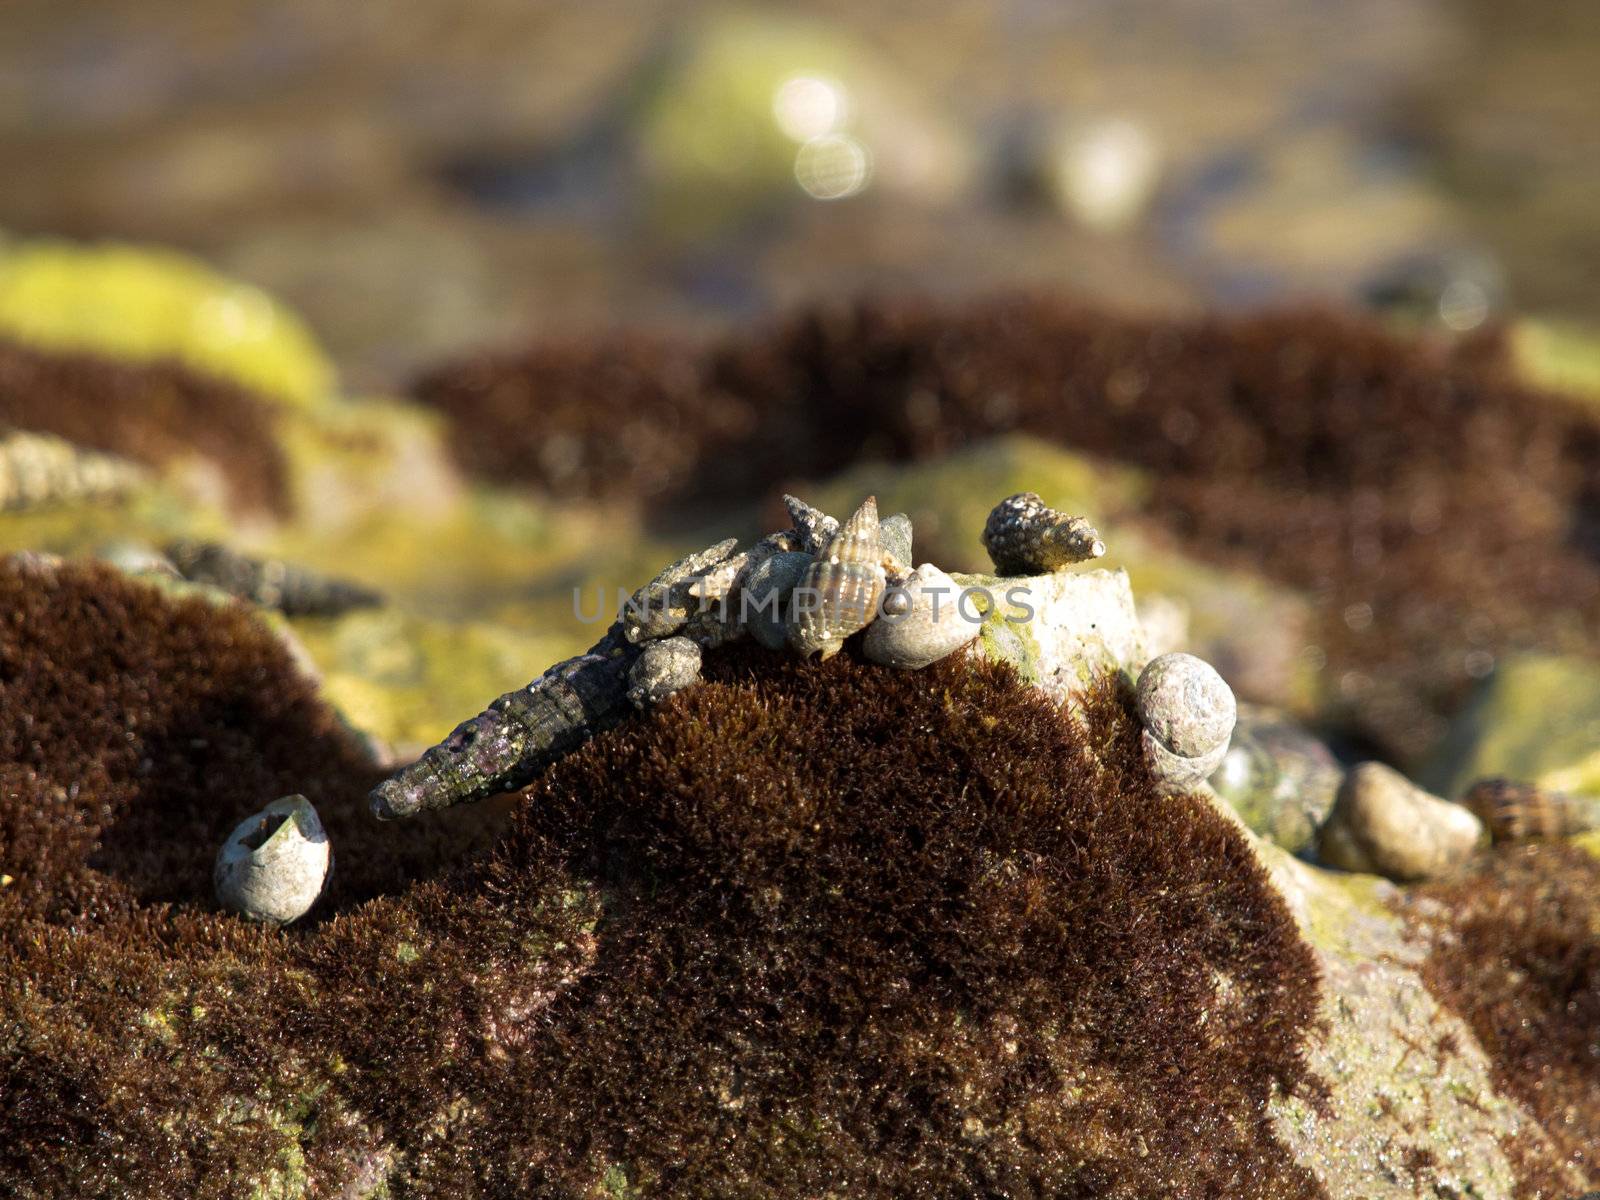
[787,496,886,660]
[1461,778,1600,843]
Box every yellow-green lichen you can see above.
[1510,318,1600,408]
[0,238,335,410]
[1424,653,1600,801]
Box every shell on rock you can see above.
[371,628,639,818]
[166,539,384,617]
[880,512,914,579]
[214,795,331,925]
[787,496,886,661]
[1142,729,1229,796]
[687,551,751,601]
[621,537,739,643]
[627,636,703,709]
[1136,652,1237,760]
[980,492,1106,576]
[862,563,977,670]
[742,550,813,651]
[1461,778,1600,843]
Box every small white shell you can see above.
[214,795,332,925]
[862,563,977,669]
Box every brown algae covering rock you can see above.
[1317,762,1484,881]
[3,556,1332,1198]
[0,337,291,514]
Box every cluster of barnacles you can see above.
[368,492,1105,819]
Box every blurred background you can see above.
[2,0,1598,798]
[2,0,1597,383]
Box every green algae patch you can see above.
[1425,653,1600,801]
[0,239,335,410]
[1511,318,1600,407]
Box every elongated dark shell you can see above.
[788,496,886,660]
[1461,777,1600,843]
[166,539,384,616]
[981,492,1106,576]
[370,626,639,818]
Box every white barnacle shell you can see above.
[214,795,332,925]
[787,497,886,661]
[863,563,977,669]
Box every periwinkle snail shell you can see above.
[1462,777,1600,843]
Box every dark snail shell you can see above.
[980,492,1105,576]
[1461,777,1600,843]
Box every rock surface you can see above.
[1316,762,1484,881]
[1210,704,1343,854]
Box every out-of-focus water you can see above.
[1,0,1594,385]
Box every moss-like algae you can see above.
[2,561,1326,1198]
